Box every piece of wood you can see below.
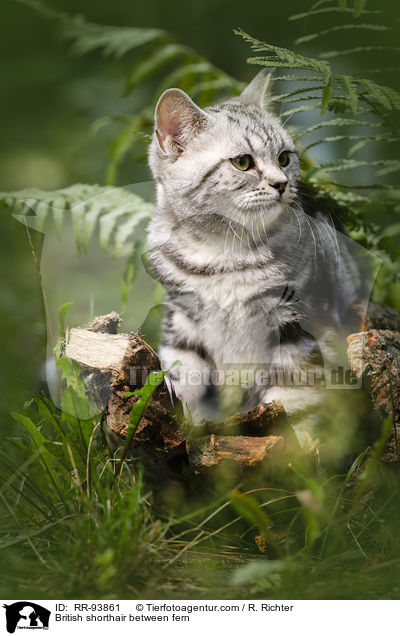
[66,329,133,372]
[347,329,400,462]
[187,434,284,470]
[351,301,400,333]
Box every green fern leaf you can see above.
[70,204,88,255]
[321,78,334,114]
[353,0,368,18]
[304,134,368,151]
[1,184,154,257]
[289,6,379,21]
[320,46,400,60]
[273,75,322,83]
[189,78,241,102]
[301,117,381,135]
[379,85,400,110]
[61,14,166,58]
[357,78,394,110]
[124,43,193,94]
[341,75,359,115]
[112,208,153,258]
[308,158,400,178]
[105,114,153,186]
[311,0,334,10]
[77,203,108,254]
[157,62,218,94]
[325,182,400,191]
[98,200,147,255]
[305,134,400,153]
[295,23,389,46]
[236,28,332,79]
[281,103,323,119]
[347,135,400,157]
[269,85,325,103]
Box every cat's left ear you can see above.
[154,88,211,156]
[239,69,273,109]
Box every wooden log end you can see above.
[187,434,284,471]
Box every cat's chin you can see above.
[234,201,287,228]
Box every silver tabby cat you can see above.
[147,70,366,430]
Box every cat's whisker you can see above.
[327,212,341,265]
[290,204,303,247]
[309,213,329,261]
[253,215,269,261]
[302,212,318,261]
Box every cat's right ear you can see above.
[154,89,210,156]
[239,70,273,110]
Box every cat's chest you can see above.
[195,270,288,364]
[192,264,285,310]
[199,302,275,366]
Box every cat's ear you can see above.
[239,70,273,109]
[155,88,210,155]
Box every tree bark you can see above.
[347,329,400,462]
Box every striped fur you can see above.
[147,73,367,423]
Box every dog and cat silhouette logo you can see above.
[3,603,50,633]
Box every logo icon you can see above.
[3,602,50,633]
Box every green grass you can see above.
[1,385,400,600]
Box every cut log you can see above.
[66,319,184,464]
[347,329,400,462]
[187,434,284,471]
[351,301,400,333]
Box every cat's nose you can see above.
[270,180,287,195]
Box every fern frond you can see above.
[301,118,381,135]
[289,7,380,21]
[156,62,219,93]
[323,182,400,191]
[281,103,323,119]
[340,75,359,115]
[295,23,389,46]
[320,46,400,60]
[321,79,334,114]
[353,0,368,18]
[304,134,400,152]
[356,79,396,111]
[269,86,325,102]
[273,75,323,83]
[0,185,154,257]
[124,43,193,94]
[308,159,400,178]
[17,0,168,59]
[189,78,241,102]
[105,117,153,186]
[60,15,167,58]
[236,29,332,81]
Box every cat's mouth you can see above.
[235,188,292,211]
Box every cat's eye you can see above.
[278,151,291,168]
[230,154,254,171]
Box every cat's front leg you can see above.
[159,344,216,422]
[260,383,324,449]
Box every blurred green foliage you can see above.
[1,0,400,600]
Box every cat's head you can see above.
[149,70,300,229]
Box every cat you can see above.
[147,70,368,433]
